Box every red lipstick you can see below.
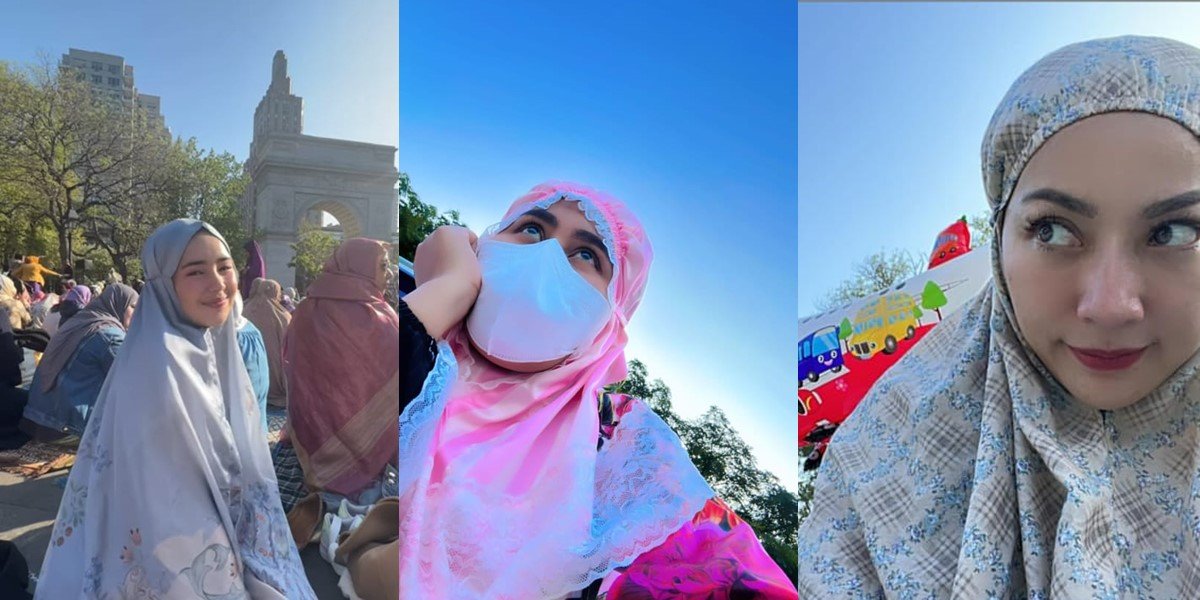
[1068,346,1146,372]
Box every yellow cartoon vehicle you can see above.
[847,292,918,359]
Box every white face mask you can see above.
[466,237,612,365]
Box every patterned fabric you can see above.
[606,498,798,599]
[798,36,1200,599]
[271,441,308,514]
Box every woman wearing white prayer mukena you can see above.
[35,219,314,598]
[798,36,1200,598]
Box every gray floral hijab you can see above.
[798,36,1200,598]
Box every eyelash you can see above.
[188,265,235,277]
[513,220,604,271]
[1022,214,1200,251]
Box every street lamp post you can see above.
[64,208,79,273]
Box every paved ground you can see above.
[0,469,344,598]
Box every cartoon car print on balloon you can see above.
[798,326,842,386]
[846,292,918,359]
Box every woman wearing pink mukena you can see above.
[398,181,798,599]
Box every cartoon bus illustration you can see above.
[847,292,918,359]
[798,326,842,385]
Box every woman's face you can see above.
[172,233,237,328]
[477,199,615,373]
[492,199,614,294]
[1001,112,1200,410]
[376,254,392,290]
[122,301,136,329]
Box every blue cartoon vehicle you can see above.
[798,326,843,386]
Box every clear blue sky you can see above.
[2,0,398,162]
[798,3,1200,317]
[402,1,799,483]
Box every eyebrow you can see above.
[1142,190,1200,219]
[1020,188,1200,220]
[521,208,558,227]
[179,256,233,270]
[573,230,611,266]
[1019,189,1097,218]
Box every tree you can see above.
[968,211,994,249]
[160,140,251,265]
[913,304,923,325]
[837,317,853,354]
[816,248,924,311]
[396,172,464,260]
[0,60,170,269]
[921,280,949,320]
[608,359,798,582]
[288,221,339,292]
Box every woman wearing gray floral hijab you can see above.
[799,36,1200,598]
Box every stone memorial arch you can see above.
[241,51,398,288]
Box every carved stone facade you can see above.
[241,50,398,288]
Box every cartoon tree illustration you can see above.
[913,304,923,326]
[921,280,948,321]
[837,317,853,354]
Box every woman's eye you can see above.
[573,248,602,270]
[517,223,543,240]
[1031,219,1079,247]
[1149,222,1200,247]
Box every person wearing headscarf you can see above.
[27,283,44,305]
[54,284,92,325]
[27,290,55,331]
[11,256,58,287]
[239,239,266,301]
[34,219,314,598]
[281,286,299,313]
[0,305,30,451]
[0,276,31,331]
[20,284,137,440]
[281,238,398,503]
[244,278,291,407]
[797,36,1200,598]
[237,310,270,434]
[397,182,797,599]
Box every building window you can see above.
[92,62,101,70]
[108,64,118,73]
[108,77,120,86]
[92,75,102,83]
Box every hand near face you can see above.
[406,226,482,340]
[414,226,480,288]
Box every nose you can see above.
[204,269,227,293]
[1076,248,1145,327]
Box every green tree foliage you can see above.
[968,211,994,249]
[0,60,171,270]
[159,140,250,266]
[396,172,464,260]
[815,248,924,311]
[837,317,853,353]
[609,359,798,584]
[0,58,252,282]
[288,221,339,292]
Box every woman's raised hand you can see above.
[406,226,483,340]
